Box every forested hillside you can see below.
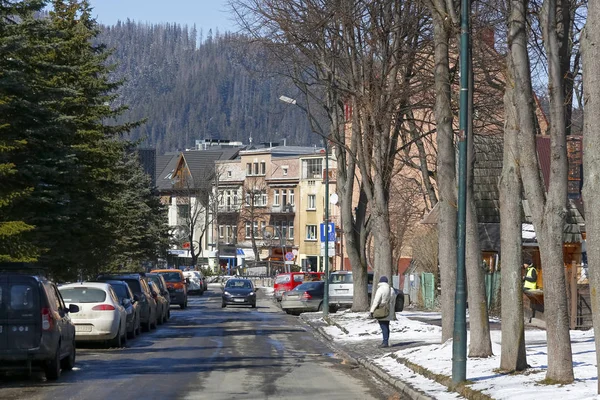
[98,21,317,154]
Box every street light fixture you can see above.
[279,94,331,317]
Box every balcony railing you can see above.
[218,204,241,213]
[271,204,295,214]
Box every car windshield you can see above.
[294,282,323,291]
[60,287,107,303]
[330,274,353,284]
[225,280,252,289]
[160,272,182,282]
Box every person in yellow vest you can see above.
[523,262,538,291]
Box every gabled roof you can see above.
[155,154,179,191]
[180,148,240,189]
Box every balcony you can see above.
[271,204,295,214]
[218,204,241,213]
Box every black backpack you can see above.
[394,288,404,312]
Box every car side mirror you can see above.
[68,304,80,313]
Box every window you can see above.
[260,162,266,175]
[283,167,288,176]
[260,191,267,206]
[307,194,316,210]
[306,225,317,240]
[289,189,295,205]
[274,189,280,205]
[246,163,252,175]
[282,189,288,206]
[289,220,294,239]
[302,158,323,179]
[245,222,252,238]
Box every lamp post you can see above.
[278,95,330,316]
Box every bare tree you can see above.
[238,177,270,262]
[499,55,528,372]
[508,0,574,383]
[424,0,459,343]
[172,167,220,267]
[581,4,600,393]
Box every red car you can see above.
[274,272,324,301]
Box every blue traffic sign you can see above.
[320,222,335,242]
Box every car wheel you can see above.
[60,340,76,371]
[44,347,61,380]
[110,325,123,348]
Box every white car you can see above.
[183,271,205,295]
[59,282,128,347]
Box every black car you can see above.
[96,273,158,332]
[222,279,257,308]
[0,264,79,380]
[98,280,141,339]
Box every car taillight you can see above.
[41,308,54,331]
[92,304,116,311]
[301,292,312,300]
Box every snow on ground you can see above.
[326,310,600,400]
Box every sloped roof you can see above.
[155,154,179,191]
[181,148,240,189]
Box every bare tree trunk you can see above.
[509,0,574,382]
[427,0,457,342]
[499,59,527,371]
[581,5,600,392]
[465,40,492,357]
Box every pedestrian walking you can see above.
[369,276,397,348]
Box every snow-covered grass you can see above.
[325,310,600,400]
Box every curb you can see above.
[300,314,434,400]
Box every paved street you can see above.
[0,287,399,400]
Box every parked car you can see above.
[274,272,324,301]
[222,279,257,308]
[0,264,79,380]
[328,271,374,312]
[96,273,158,332]
[98,280,141,339]
[59,282,127,348]
[145,273,170,322]
[147,281,168,325]
[151,269,188,309]
[281,281,325,315]
[183,270,205,295]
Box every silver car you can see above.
[281,281,325,315]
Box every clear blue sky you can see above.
[88,0,236,32]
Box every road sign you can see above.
[320,242,336,257]
[320,222,335,242]
[285,252,294,261]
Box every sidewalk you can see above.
[299,309,600,400]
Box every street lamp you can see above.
[279,95,331,317]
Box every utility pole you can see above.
[453,0,471,384]
[323,139,330,317]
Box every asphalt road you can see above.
[0,286,400,400]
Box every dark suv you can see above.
[0,264,79,380]
[96,273,158,332]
